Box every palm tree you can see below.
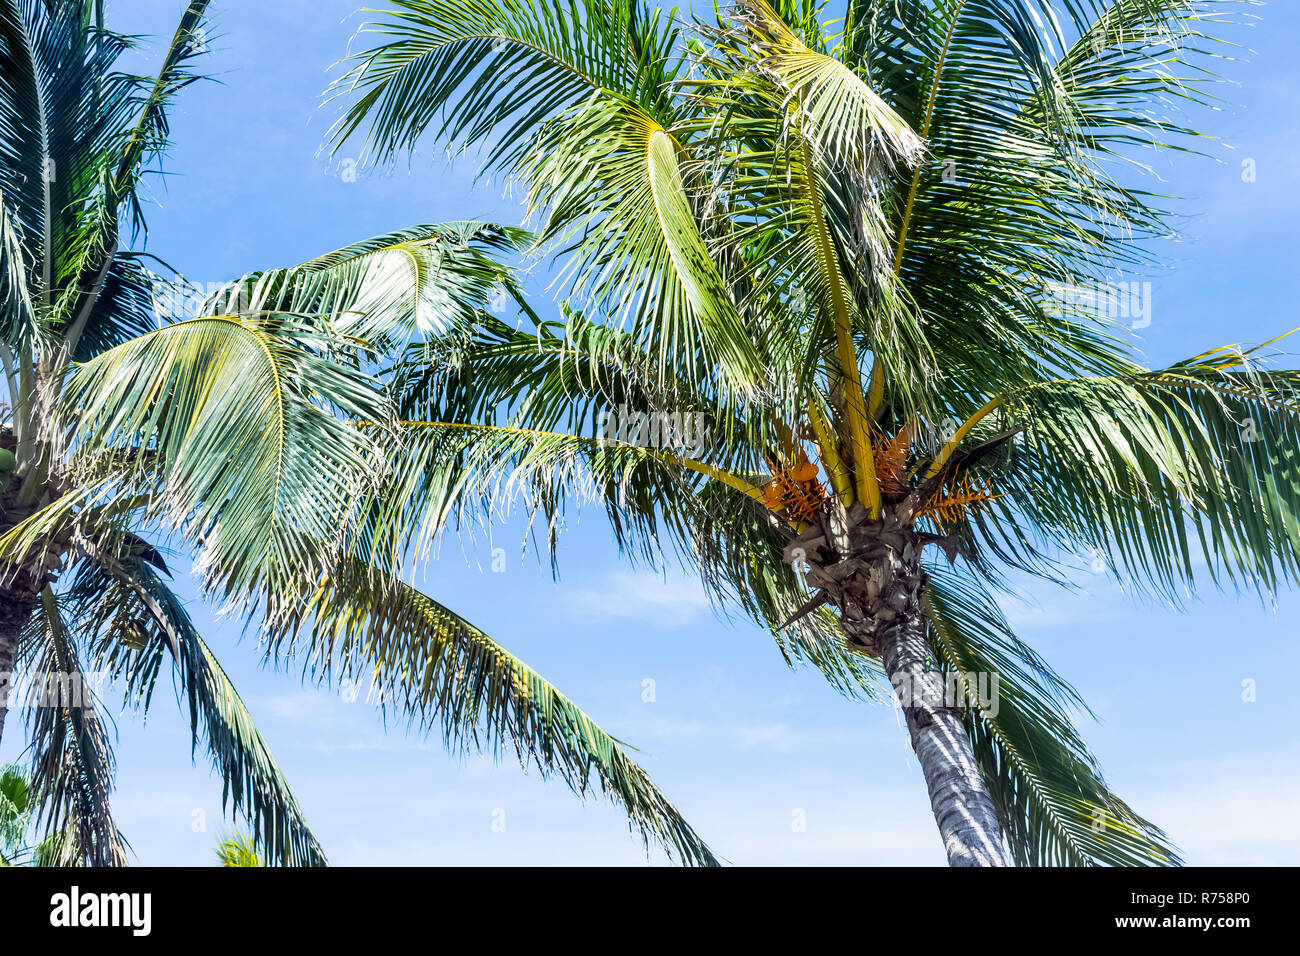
[329,0,1300,865]
[1,0,714,867]
[0,762,77,864]
[0,763,33,864]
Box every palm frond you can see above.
[63,542,328,867]
[22,588,128,866]
[61,314,390,613]
[524,93,765,396]
[993,355,1300,597]
[198,221,531,350]
[0,185,35,349]
[328,0,684,170]
[265,561,720,866]
[215,832,261,867]
[926,566,1182,866]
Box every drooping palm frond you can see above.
[926,567,1182,866]
[0,186,35,348]
[355,418,722,572]
[359,410,887,703]
[986,352,1300,598]
[402,307,770,472]
[376,305,769,573]
[382,313,889,698]
[62,541,328,867]
[60,314,390,613]
[264,560,720,866]
[21,588,128,866]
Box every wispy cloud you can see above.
[565,570,713,629]
[1131,751,1300,865]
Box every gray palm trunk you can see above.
[875,602,1011,866]
[1,478,51,748]
[788,501,1012,866]
[0,587,36,747]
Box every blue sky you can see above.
[4,0,1298,866]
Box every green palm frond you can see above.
[729,0,926,173]
[401,309,767,469]
[358,418,727,572]
[198,221,531,349]
[63,542,328,867]
[0,186,35,348]
[0,763,31,861]
[327,0,684,170]
[266,561,719,866]
[215,832,261,867]
[102,0,210,238]
[989,354,1300,597]
[845,0,1250,409]
[52,0,210,365]
[0,0,210,354]
[926,567,1182,866]
[21,588,128,867]
[525,94,766,396]
[61,314,390,612]
[367,410,887,702]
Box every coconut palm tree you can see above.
[0,0,715,867]
[328,0,1300,865]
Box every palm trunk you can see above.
[873,596,1011,866]
[792,505,1011,866]
[0,585,36,747]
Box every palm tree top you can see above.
[1,1,717,867]
[324,0,1292,865]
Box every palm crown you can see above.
[1,0,716,867]
[328,0,1300,864]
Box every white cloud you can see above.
[565,570,712,628]
[1131,751,1300,865]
